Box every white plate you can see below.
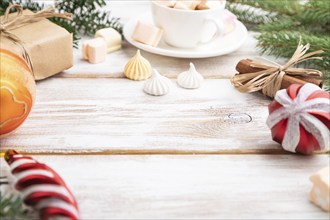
[123,13,248,58]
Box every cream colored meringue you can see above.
[143,69,171,96]
[124,50,152,80]
[177,63,204,89]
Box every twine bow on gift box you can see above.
[231,41,324,98]
[0,4,72,73]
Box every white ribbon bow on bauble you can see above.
[267,83,330,153]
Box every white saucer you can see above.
[123,13,248,58]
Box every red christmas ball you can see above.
[267,83,330,154]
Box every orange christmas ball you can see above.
[0,48,36,137]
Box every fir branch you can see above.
[227,0,302,16]
[228,0,330,90]
[260,17,328,37]
[0,183,33,219]
[256,31,330,88]
[257,31,330,65]
[0,0,123,48]
[226,3,278,30]
[54,0,122,36]
[259,18,297,33]
[298,0,330,32]
[0,194,29,219]
[0,0,43,14]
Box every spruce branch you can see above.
[257,31,330,88]
[0,193,31,219]
[54,0,122,37]
[0,180,34,219]
[257,31,330,67]
[259,18,297,33]
[226,3,278,30]
[298,0,330,32]
[227,0,330,90]
[0,0,123,48]
[227,0,302,16]
[0,0,43,14]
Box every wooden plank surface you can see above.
[60,35,263,79]
[1,1,329,219]
[0,78,283,154]
[1,155,329,219]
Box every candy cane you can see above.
[4,150,79,220]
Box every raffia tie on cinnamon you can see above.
[231,41,324,98]
[0,4,72,74]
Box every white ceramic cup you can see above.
[151,1,226,48]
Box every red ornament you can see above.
[267,83,330,154]
[4,150,79,220]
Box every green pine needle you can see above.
[298,0,330,33]
[256,31,330,71]
[54,0,123,37]
[225,3,278,30]
[227,0,302,16]
[0,0,41,14]
[227,0,330,90]
[0,0,122,48]
[0,187,33,219]
[259,18,297,32]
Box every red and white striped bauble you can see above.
[5,150,79,220]
[267,83,330,154]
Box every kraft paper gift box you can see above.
[0,10,73,80]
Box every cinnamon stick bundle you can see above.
[235,59,323,90]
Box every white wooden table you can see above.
[1,1,329,219]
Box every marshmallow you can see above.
[174,1,199,10]
[196,0,209,10]
[310,166,330,212]
[132,21,163,47]
[95,28,122,53]
[157,0,177,7]
[82,38,107,64]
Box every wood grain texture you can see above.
[1,155,329,219]
[59,36,262,79]
[0,2,329,219]
[0,78,282,154]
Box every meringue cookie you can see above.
[143,69,171,96]
[177,63,204,89]
[124,50,152,80]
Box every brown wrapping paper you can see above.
[0,10,73,80]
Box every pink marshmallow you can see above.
[82,38,107,64]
